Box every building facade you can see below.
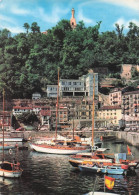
[47,85,58,98]
[98,106,122,127]
[59,79,85,97]
[109,88,122,106]
[122,91,139,129]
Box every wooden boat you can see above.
[69,147,139,172]
[69,148,113,168]
[0,161,23,178]
[101,135,116,141]
[78,163,103,173]
[0,89,23,178]
[30,69,91,154]
[30,142,91,155]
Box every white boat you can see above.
[0,161,23,178]
[30,69,91,155]
[0,137,23,142]
[86,192,119,195]
[29,143,91,155]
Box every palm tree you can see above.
[23,23,30,34]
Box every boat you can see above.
[78,163,103,173]
[30,142,90,155]
[112,140,124,144]
[0,143,15,150]
[0,89,23,178]
[0,137,24,142]
[30,68,91,154]
[101,135,116,141]
[69,148,112,168]
[0,161,23,178]
[101,165,127,175]
[69,147,139,173]
[85,191,119,195]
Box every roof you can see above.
[99,106,121,110]
[123,90,139,95]
[40,110,51,116]
[13,106,32,110]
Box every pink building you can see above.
[109,88,122,106]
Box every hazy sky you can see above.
[0,0,139,34]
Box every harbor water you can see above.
[0,141,139,195]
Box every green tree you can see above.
[23,23,30,34]
[31,22,40,33]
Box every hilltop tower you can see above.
[70,8,77,29]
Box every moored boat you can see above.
[0,143,15,150]
[101,165,128,175]
[69,148,113,168]
[0,137,24,142]
[30,142,91,155]
[78,163,103,173]
[0,161,23,178]
[0,89,23,178]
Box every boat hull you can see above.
[101,166,125,175]
[30,143,91,155]
[79,165,103,173]
[0,169,22,178]
[0,138,23,142]
[0,145,15,150]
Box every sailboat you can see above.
[30,68,90,154]
[0,90,23,178]
[69,71,105,164]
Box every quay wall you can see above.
[115,131,139,147]
[23,130,139,147]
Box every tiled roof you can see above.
[13,106,32,110]
[123,90,139,95]
[99,106,121,110]
[40,110,51,116]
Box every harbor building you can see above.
[109,88,122,106]
[47,72,98,98]
[97,105,122,127]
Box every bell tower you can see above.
[70,8,77,29]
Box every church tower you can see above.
[70,8,77,29]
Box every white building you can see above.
[46,72,98,98]
[59,79,85,97]
[47,85,58,98]
[32,92,41,100]
[84,73,98,96]
[12,106,33,115]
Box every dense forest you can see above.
[0,20,139,99]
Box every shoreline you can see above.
[22,130,139,148]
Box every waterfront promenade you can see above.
[23,130,139,148]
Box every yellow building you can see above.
[98,106,122,127]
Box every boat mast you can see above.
[2,89,5,161]
[92,72,95,149]
[55,67,60,140]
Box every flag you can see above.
[127,145,132,155]
[105,176,115,190]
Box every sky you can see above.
[0,0,139,35]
